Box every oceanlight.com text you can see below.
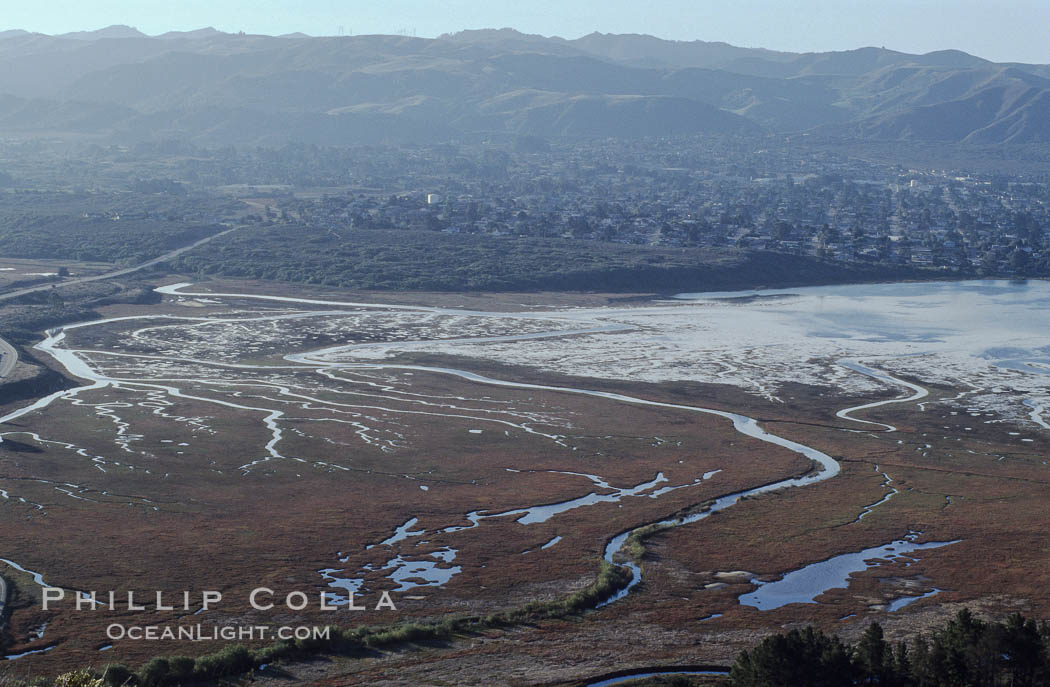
[105,624,332,642]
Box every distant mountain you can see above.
[0,26,1046,144]
[155,27,224,40]
[715,46,992,79]
[842,67,1050,142]
[58,24,147,40]
[439,29,796,69]
[569,31,795,69]
[467,91,763,137]
[0,94,136,133]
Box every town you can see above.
[229,136,1050,278]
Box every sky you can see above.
[4,0,1049,64]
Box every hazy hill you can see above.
[823,65,1050,142]
[0,26,1046,144]
[561,31,795,69]
[57,24,148,40]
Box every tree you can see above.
[731,627,856,687]
[893,641,912,684]
[928,609,991,687]
[729,611,1050,687]
[997,613,1046,687]
[857,622,893,684]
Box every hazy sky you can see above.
[5,0,1050,64]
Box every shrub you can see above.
[192,644,254,679]
[136,657,168,687]
[100,664,134,687]
[166,656,195,681]
[53,671,104,687]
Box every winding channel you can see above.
[0,283,931,616]
[836,360,929,432]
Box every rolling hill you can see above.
[0,26,1046,144]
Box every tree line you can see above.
[731,610,1049,687]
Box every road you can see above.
[0,225,240,304]
[0,575,7,630]
[0,336,15,380]
[0,225,241,383]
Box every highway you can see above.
[0,225,240,304]
[0,336,14,380]
[0,226,241,384]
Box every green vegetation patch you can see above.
[0,191,231,265]
[172,224,931,292]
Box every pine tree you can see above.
[857,622,892,684]
[893,641,911,686]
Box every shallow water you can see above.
[3,645,55,661]
[739,537,959,610]
[887,588,942,611]
[678,280,1050,368]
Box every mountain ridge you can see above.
[0,26,1046,144]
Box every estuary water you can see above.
[676,279,1050,361]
